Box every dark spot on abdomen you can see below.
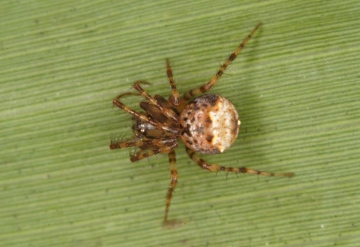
[206,135,214,143]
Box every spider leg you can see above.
[110,137,177,150]
[113,91,157,125]
[182,23,262,101]
[113,90,177,134]
[164,150,178,223]
[115,91,141,98]
[185,147,294,177]
[133,81,179,123]
[130,148,170,162]
[163,150,184,228]
[165,58,180,106]
[110,137,178,161]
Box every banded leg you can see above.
[182,23,262,101]
[130,147,174,162]
[113,90,158,124]
[110,137,177,161]
[186,147,294,177]
[110,137,177,151]
[133,81,178,123]
[166,59,180,106]
[164,150,179,224]
[112,90,177,134]
[164,150,178,222]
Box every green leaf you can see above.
[1,1,359,246]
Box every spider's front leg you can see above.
[182,23,262,101]
[186,147,294,177]
[112,92,160,128]
[112,87,178,135]
[131,80,179,125]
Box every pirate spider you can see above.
[110,23,294,226]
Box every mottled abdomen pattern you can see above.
[180,94,240,154]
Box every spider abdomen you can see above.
[179,94,240,154]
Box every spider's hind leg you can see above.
[185,147,294,177]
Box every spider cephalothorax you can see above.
[110,23,293,226]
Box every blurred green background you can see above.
[1,1,359,246]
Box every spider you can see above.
[110,23,294,226]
